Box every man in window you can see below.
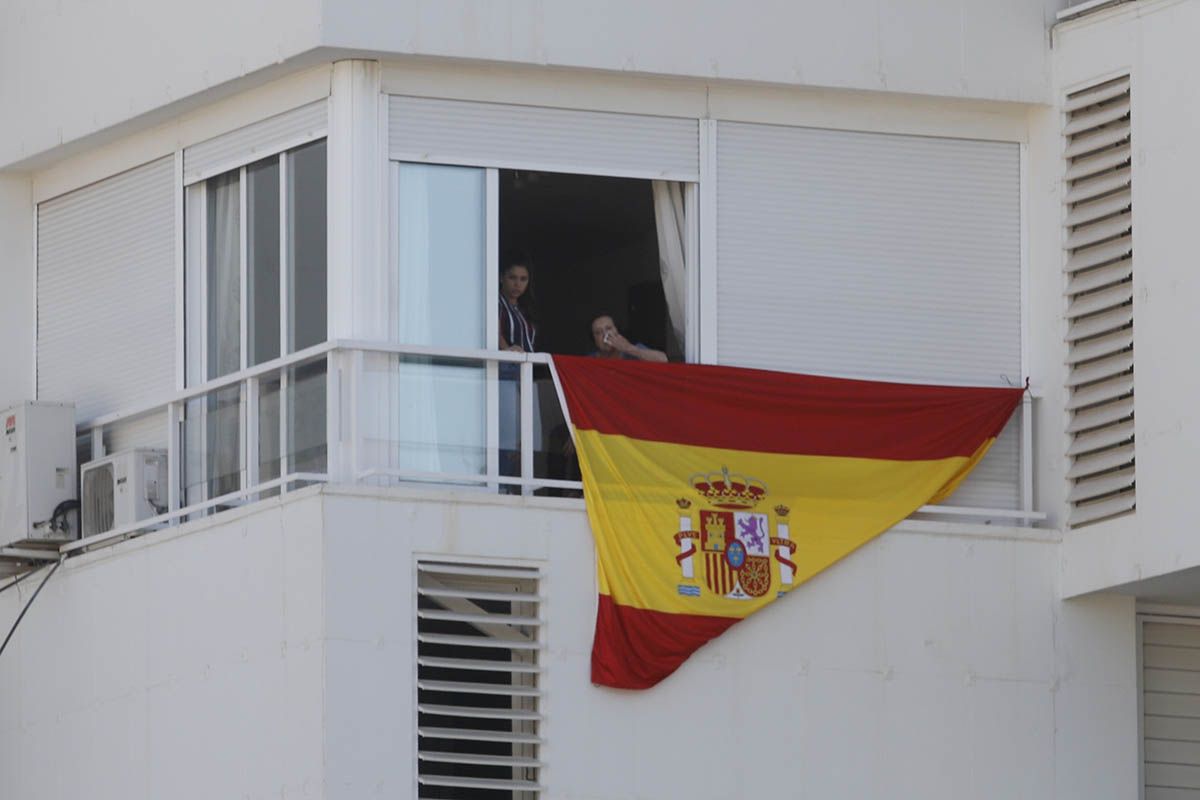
[589,314,668,362]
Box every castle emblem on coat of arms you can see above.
[674,466,798,600]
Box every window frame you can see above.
[181,138,328,503]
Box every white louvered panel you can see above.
[1064,76,1130,112]
[416,561,543,798]
[1065,211,1132,250]
[1067,327,1133,364]
[715,121,1021,510]
[1066,351,1133,387]
[1066,395,1133,431]
[1063,120,1130,159]
[1066,281,1134,319]
[1068,466,1134,502]
[1067,374,1134,412]
[1064,76,1135,528]
[37,157,175,423]
[1063,98,1131,136]
[1066,305,1133,342]
[183,100,326,184]
[1067,258,1133,296]
[1066,235,1132,273]
[388,95,699,180]
[1065,152,1129,186]
[1071,491,1135,526]
[1066,443,1134,479]
[1067,420,1134,456]
[1065,189,1131,228]
[1144,621,1200,799]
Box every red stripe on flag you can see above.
[592,594,740,689]
[555,356,1021,461]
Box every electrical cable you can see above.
[0,558,62,661]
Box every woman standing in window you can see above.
[499,260,535,353]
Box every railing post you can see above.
[486,358,499,493]
[1020,394,1034,527]
[91,426,104,460]
[520,359,534,497]
[167,401,181,525]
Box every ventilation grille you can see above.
[1064,76,1135,528]
[416,562,544,799]
[82,462,115,537]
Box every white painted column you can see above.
[327,60,387,485]
[327,59,387,340]
[0,175,35,410]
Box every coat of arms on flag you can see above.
[674,469,798,601]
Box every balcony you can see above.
[61,342,1044,558]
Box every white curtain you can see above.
[207,174,241,498]
[653,180,687,349]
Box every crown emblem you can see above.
[774,504,790,518]
[690,466,767,510]
[676,498,692,510]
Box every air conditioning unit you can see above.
[81,449,167,538]
[0,402,78,548]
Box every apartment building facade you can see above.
[0,1,1193,797]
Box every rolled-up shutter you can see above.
[184,100,326,184]
[37,157,176,424]
[388,96,699,180]
[715,121,1021,509]
[1142,620,1200,799]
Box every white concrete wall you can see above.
[0,493,326,800]
[0,0,1061,170]
[0,486,1138,800]
[322,487,1137,800]
[1051,0,1200,597]
[0,174,34,410]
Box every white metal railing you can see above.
[68,340,1044,556]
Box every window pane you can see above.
[206,171,241,379]
[248,157,281,366]
[259,377,281,497]
[396,163,486,348]
[288,360,327,476]
[288,140,327,353]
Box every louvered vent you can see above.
[1064,76,1135,528]
[81,462,115,537]
[416,562,543,799]
[1142,621,1200,797]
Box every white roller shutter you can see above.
[37,157,176,423]
[715,122,1022,509]
[388,96,699,180]
[184,100,326,184]
[1063,76,1135,529]
[1143,620,1200,799]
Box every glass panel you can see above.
[259,377,281,497]
[532,365,581,496]
[359,355,485,483]
[182,387,242,508]
[288,140,327,353]
[206,171,241,380]
[248,157,281,366]
[396,163,486,348]
[288,360,327,476]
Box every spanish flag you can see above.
[553,356,1023,690]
